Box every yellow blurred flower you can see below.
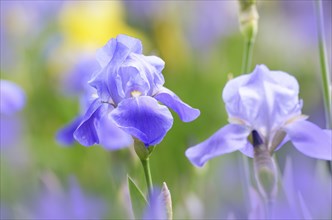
[49,1,146,76]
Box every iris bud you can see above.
[238,0,259,42]
[161,182,173,220]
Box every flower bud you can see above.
[238,0,259,42]
[161,182,173,220]
[252,130,278,200]
[133,138,155,161]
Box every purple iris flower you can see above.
[71,34,199,147]
[186,65,331,167]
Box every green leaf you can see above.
[127,175,148,219]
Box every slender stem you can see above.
[315,0,332,129]
[241,39,255,74]
[239,38,256,212]
[141,158,153,196]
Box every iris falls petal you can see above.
[154,87,200,122]
[110,96,173,146]
[185,124,251,167]
[284,120,332,160]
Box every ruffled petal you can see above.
[56,116,83,146]
[110,96,173,146]
[91,35,143,103]
[185,124,251,167]
[95,34,142,68]
[0,80,26,115]
[73,99,103,146]
[154,87,200,122]
[284,120,332,160]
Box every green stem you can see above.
[315,0,332,129]
[241,39,255,74]
[141,158,153,196]
[239,38,256,212]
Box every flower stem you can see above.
[315,0,332,129]
[141,158,153,196]
[241,39,255,74]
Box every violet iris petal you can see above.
[284,120,332,160]
[98,113,133,150]
[56,116,83,145]
[0,80,26,115]
[185,124,251,167]
[155,87,200,122]
[110,96,173,146]
[73,99,103,146]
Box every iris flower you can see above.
[186,65,331,167]
[63,34,199,148]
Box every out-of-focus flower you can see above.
[0,1,63,72]
[0,80,26,148]
[71,34,199,147]
[0,80,25,115]
[30,177,106,219]
[142,187,167,220]
[186,65,331,167]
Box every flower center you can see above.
[131,90,142,97]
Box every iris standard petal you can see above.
[284,120,332,160]
[73,99,103,146]
[95,34,142,68]
[154,87,200,122]
[110,96,173,146]
[185,124,251,167]
[0,80,26,115]
[56,116,83,145]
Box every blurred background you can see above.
[0,1,331,219]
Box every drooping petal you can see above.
[0,80,26,115]
[56,116,83,146]
[238,141,254,158]
[98,114,133,150]
[73,99,103,146]
[185,124,251,167]
[154,87,200,122]
[110,96,173,146]
[284,120,332,160]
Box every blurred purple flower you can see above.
[143,188,167,220]
[0,80,26,148]
[72,34,199,147]
[33,177,106,219]
[0,80,25,115]
[186,65,331,167]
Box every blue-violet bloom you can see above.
[71,34,200,147]
[186,65,332,167]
